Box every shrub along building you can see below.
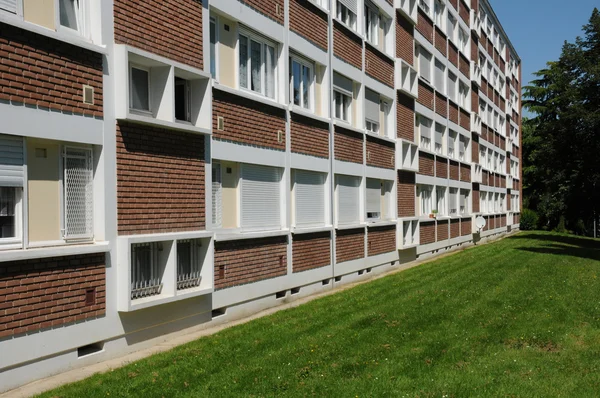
[0,0,522,391]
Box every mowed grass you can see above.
[39,232,600,397]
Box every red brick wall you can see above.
[449,160,459,180]
[482,171,489,185]
[449,0,458,10]
[397,92,415,142]
[473,187,480,213]
[366,44,394,87]
[459,53,470,79]
[416,9,433,44]
[420,221,435,244]
[507,192,511,211]
[460,108,471,131]
[459,0,470,24]
[472,135,479,163]
[437,220,449,242]
[436,157,448,178]
[292,232,331,273]
[116,122,205,235]
[0,23,103,117]
[114,0,203,68]
[434,27,447,56]
[213,89,286,150]
[333,21,362,70]
[460,164,471,182]
[0,253,105,339]
[291,113,329,158]
[335,126,364,164]
[449,101,459,124]
[398,171,416,217]
[419,152,435,176]
[461,218,472,235]
[241,0,284,24]
[367,225,396,256]
[366,136,395,169]
[290,0,328,50]
[214,236,287,290]
[448,42,459,67]
[336,228,365,263]
[435,92,448,117]
[418,81,434,110]
[450,219,460,238]
[396,13,414,65]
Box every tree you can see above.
[523,8,600,235]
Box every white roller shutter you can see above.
[295,169,325,226]
[419,116,432,139]
[241,163,282,229]
[0,134,24,187]
[333,72,353,95]
[366,178,380,218]
[337,175,360,224]
[434,59,445,93]
[419,48,432,82]
[449,188,458,214]
[365,88,380,123]
[0,0,17,13]
[338,0,357,15]
[434,123,444,146]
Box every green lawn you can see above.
[39,232,600,397]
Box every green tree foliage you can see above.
[523,8,600,235]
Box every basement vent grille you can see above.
[82,85,94,105]
[217,116,225,131]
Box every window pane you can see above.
[302,65,310,109]
[250,40,262,93]
[174,78,189,121]
[131,68,149,111]
[265,44,275,98]
[210,19,216,78]
[239,35,248,89]
[0,187,16,239]
[292,61,301,106]
[59,0,78,30]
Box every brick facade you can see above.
[396,13,414,65]
[214,236,288,290]
[435,92,448,117]
[450,219,460,238]
[420,221,435,245]
[241,0,284,24]
[333,21,362,70]
[397,92,415,142]
[116,121,205,235]
[367,225,396,256]
[289,0,328,50]
[366,136,395,169]
[434,27,447,56]
[461,218,472,235]
[416,9,433,44]
[460,164,471,182]
[291,113,329,158]
[449,160,460,180]
[336,228,365,263]
[419,152,435,176]
[449,101,459,125]
[365,44,394,87]
[213,89,286,151]
[0,253,105,339]
[292,232,331,273]
[0,23,103,117]
[448,42,459,67]
[437,220,449,241]
[418,81,434,110]
[436,157,448,178]
[398,171,416,217]
[335,126,364,164]
[114,0,203,68]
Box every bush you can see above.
[521,209,539,231]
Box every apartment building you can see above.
[0,0,521,391]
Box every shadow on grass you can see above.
[511,233,600,262]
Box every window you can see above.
[365,3,379,46]
[418,0,430,14]
[459,82,469,109]
[447,13,457,42]
[313,0,328,9]
[435,186,446,216]
[449,188,458,215]
[0,188,19,241]
[294,170,326,227]
[210,17,217,79]
[460,189,469,214]
[174,77,191,122]
[334,91,351,122]
[177,239,202,290]
[337,175,360,224]
[337,1,357,30]
[500,194,505,212]
[0,134,23,246]
[459,135,467,161]
[290,55,314,110]
[212,162,222,228]
[458,28,468,53]
[381,101,390,137]
[366,178,381,220]
[434,123,444,154]
[418,46,432,83]
[59,0,83,33]
[130,66,150,112]
[63,147,94,240]
[131,242,163,300]
[239,31,277,99]
[447,72,457,102]
[418,185,433,216]
[417,115,432,150]
[241,164,282,230]
[434,59,445,94]
[434,0,444,29]
[448,130,457,159]
[480,191,487,213]
[365,88,380,135]
[365,120,379,134]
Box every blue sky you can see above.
[489,0,598,90]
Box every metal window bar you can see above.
[63,147,93,240]
[212,163,222,228]
[131,242,163,299]
[177,239,202,290]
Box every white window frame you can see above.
[459,82,469,109]
[364,3,379,46]
[212,162,222,229]
[458,28,468,54]
[365,119,380,135]
[129,64,151,113]
[289,54,315,111]
[210,16,219,81]
[418,185,433,216]
[0,187,23,248]
[418,46,433,84]
[417,115,432,151]
[435,186,446,216]
[238,28,278,100]
[460,189,469,215]
[434,58,446,94]
[449,188,458,215]
[334,90,352,123]
[433,0,445,30]
[56,0,87,37]
[434,123,444,155]
[418,0,431,15]
[337,1,357,31]
[448,130,457,159]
